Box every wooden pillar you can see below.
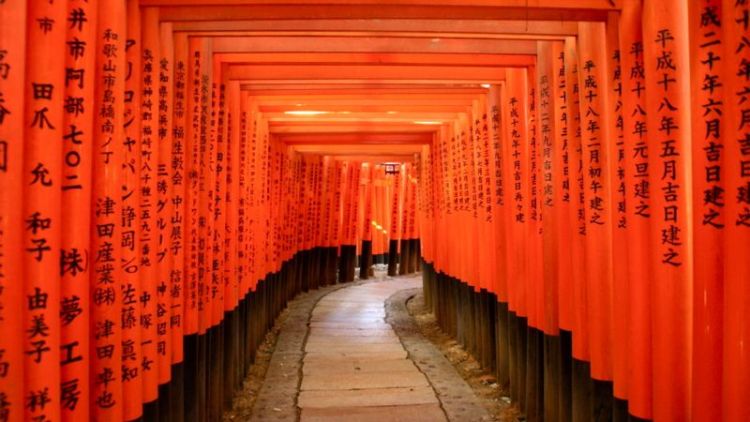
[643,1,693,419]
[359,173,374,280]
[122,0,145,419]
[721,0,750,420]
[564,33,594,422]
[688,1,725,421]
[169,27,188,422]
[60,0,96,420]
[91,0,127,419]
[619,1,653,418]
[22,1,66,421]
[538,40,562,422]
[605,11,630,410]
[182,32,202,422]
[0,0,26,420]
[140,8,161,415]
[577,21,615,390]
[156,20,175,419]
[388,166,402,276]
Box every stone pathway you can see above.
[249,281,361,421]
[245,274,490,421]
[299,279,446,422]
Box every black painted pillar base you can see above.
[387,240,399,276]
[170,362,185,422]
[338,244,357,282]
[572,359,594,422]
[524,326,543,422]
[614,398,630,422]
[157,382,170,422]
[543,333,562,422]
[326,247,338,285]
[592,379,614,421]
[143,399,159,422]
[408,238,419,273]
[482,289,497,372]
[398,239,410,275]
[183,334,199,421]
[559,330,573,422]
[496,301,510,389]
[359,240,373,279]
[421,261,652,422]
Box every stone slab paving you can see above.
[301,404,447,422]
[302,358,415,376]
[298,278,446,422]
[301,370,430,391]
[247,275,491,421]
[250,282,363,422]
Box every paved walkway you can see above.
[299,279,445,421]
[245,275,489,421]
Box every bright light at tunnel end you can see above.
[284,110,330,116]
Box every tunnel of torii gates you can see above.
[0,0,749,421]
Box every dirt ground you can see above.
[222,311,286,421]
[406,292,521,422]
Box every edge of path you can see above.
[227,280,367,421]
[385,287,492,422]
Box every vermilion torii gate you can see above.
[0,1,748,421]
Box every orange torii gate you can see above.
[1,1,749,422]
